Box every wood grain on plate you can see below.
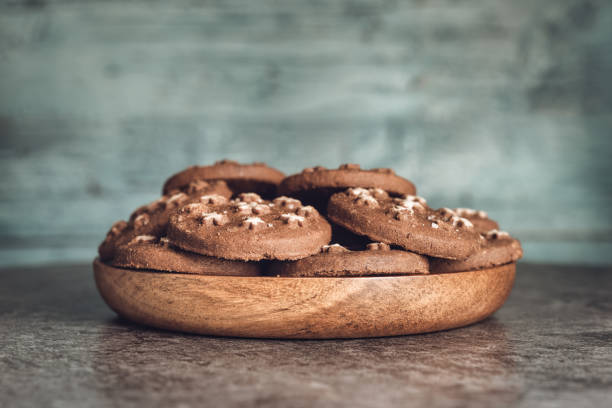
[93,259,515,339]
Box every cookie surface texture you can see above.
[269,242,429,277]
[279,164,416,211]
[430,229,523,273]
[162,160,285,197]
[327,188,482,260]
[167,193,332,261]
[98,180,232,261]
[108,237,261,276]
[453,208,499,233]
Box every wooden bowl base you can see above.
[93,259,515,339]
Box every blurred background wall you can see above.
[1,0,611,266]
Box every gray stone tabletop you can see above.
[1,263,611,408]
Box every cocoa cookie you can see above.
[430,230,523,273]
[162,160,285,197]
[453,208,499,233]
[268,242,429,277]
[278,164,416,211]
[166,193,332,261]
[109,236,261,276]
[98,180,232,261]
[327,188,482,260]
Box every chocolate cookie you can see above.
[166,193,332,261]
[453,208,499,233]
[98,179,232,261]
[430,230,523,273]
[268,242,429,277]
[109,236,261,276]
[327,188,482,260]
[162,160,285,197]
[278,164,416,211]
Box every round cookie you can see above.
[278,164,416,211]
[430,230,523,273]
[162,160,285,197]
[109,236,261,276]
[166,193,332,261]
[98,179,232,261]
[453,208,499,233]
[327,188,482,260]
[268,242,429,277]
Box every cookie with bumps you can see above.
[453,208,499,233]
[98,179,232,261]
[109,236,261,276]
[162,160,285,197]
[166,193,332,261]
[327,188,482,260]
[268,242,429,277]
[278,163,416,211]
[430,229,523,273]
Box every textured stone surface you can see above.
[1,0,612,266]
[1,263,611,407]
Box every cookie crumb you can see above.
[241,216,265,230]
[296,205,317,217]
[237,193,263,203]
[455,208,489,219]
[200,212,228,226]
[322,244,349,253]
[200,194,228,205]
[274,196,302,211]
[354,195,379,207]
[486,229,510,239]
[281,213,306,227]
[451,216,474,229]
[133,213,150,229]
[128,235,156,245]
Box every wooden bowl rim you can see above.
[94,257,514,280]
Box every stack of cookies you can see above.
[98,160,523,277]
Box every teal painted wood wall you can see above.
[1,0,611,266]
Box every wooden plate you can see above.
[93,259,515,339]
